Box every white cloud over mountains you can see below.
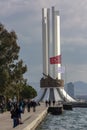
[0,0,87,83]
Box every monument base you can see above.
[47,106,63,115]
[40,75,64,88]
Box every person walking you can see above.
[45,100,48,107]
[27,99,31,112]
[48,100,51,107]
[10,103,21,128]
[53,100,55,106]
[31,100,37,112]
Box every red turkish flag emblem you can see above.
[50,55,61,64]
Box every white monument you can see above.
[34,7,75,103]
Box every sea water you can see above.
[36,108,87,130]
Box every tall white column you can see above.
[52,7,56,79]
[52,7,61,79]
[42,8,50,78]
[47,9,50,76]
[56,11,61,79]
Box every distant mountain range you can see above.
[29,81,87,96]
[73,81,87,96]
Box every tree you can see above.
[10,60,27,101]
[20,84,37,99]
[0,23,27,100]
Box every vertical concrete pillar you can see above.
[55,11,61,79]
[42,8,50,78]
[52,7,61,79]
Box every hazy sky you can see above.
[1,0,87,84]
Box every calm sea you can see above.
[36,108,87,130]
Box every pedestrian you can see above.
[45,100,48,107]
[27,99,31,112]
[53,100,55,106]
[19,99,26,113]
[31,100,37,112]
[48,100,51,107]
[10,103,21,128]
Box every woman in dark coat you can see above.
[11,103,21,128]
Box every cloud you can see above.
[0,0,87,83]
[64,64,87,83]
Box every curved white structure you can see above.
[34,88,45,102]
[59,88,75,102]
[42,88,50,101]
[34,87,76,103]
[54,88,62,101]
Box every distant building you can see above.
[67,82,74,98]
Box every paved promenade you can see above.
[0,103,47,130]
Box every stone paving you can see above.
[0,103,47,130]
